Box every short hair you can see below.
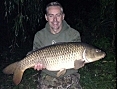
[45,1,64,14]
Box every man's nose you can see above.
[53,16,57,21]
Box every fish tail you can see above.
[13,68,25,85]
[3,62,25,85]
[3,62,18,74]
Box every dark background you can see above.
[0,0,116,89]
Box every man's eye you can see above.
[56,14,61,17]
[48,15,53,17]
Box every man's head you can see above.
[45,2,65,34]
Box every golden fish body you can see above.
[3,42,106,85]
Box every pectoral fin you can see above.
[13,68,25,85]
[74,60,85,69]
[57,68,66,77]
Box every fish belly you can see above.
[44,56,75,71]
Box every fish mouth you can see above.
[101,53,106,58]
[100,52,106,58]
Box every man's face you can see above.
[45,6,65,34]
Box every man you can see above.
[33,2,82,89]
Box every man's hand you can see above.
[34,63,45,71]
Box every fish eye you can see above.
[96,49,101,52]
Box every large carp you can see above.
[3,42,106,85]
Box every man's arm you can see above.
[70,29,81,42]
[33,33,43,50]
[33,33,46,70]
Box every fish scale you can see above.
[3,42,106,85]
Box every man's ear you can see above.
[45,14,48,21]
[62,13,65,20]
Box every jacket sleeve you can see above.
[33,33,43,50]
[69,29,81,42]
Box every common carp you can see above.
[3,42,106,85]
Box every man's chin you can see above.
[52,27,59,30]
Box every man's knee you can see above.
[37,73,82,89]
